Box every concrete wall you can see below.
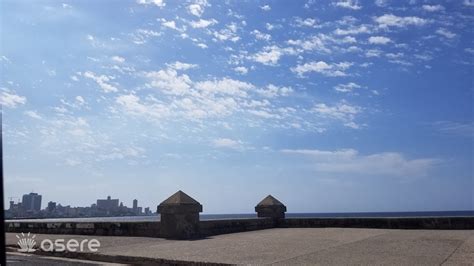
[280,217,474,230]
[5,218,275,238]
[200,218,275,236]
[5,221,160,237]
[5,216,474,238]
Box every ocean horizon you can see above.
[6,210,474,223]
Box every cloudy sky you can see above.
[1,0,473,213]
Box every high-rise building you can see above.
[47,201,57,212]
[133,199,138,214]
[22,192,42,212]
[96,196,119,213]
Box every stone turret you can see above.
[255,195,287,219]
[157,190,202,239]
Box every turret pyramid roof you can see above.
[256,195,285,207]
[159,190,200,205]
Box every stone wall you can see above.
[200,218,275,236]
[280,216,474,230]
[5,221,160,237]
[6,216,474,239]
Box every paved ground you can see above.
[6,228,474,265]
[7,252,123,265]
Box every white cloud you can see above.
[24,110,41,119]
[368,36,391,44]
[281,148,439,177]
[334,0,362,10]
[0,55,11,63]
[162,19,177,30]
[195,78,254,97]
[422,4,444,12]
[291,61,353,77]
[256,84,293,98]
[116,94,169,120]
[132,29,162,44]
[65,158,81,166]
[342,36,357,43]
[83,71,118,93]
[252,46,283,65]
[234,66,248,75]
[75,96,86,105]
[334,82,361,93]
[365,49,382,57]
[97,146,146,161]
[145,69,192,95]
[436,28,456,39]
[463,0,474,7]
[160,19,186,32]
[260,5,271,11]
[187,1,209,17]
[388,59,412,66]
[167,61,198,70]
[213,138,244,150]
[294,17,318,28]
[251,30,271,41]
[197,43,208,49]
[287,35,331,54]
[386,52,404,59]
[334,25,371,35]
[0,91,26,108]
[251,46,296,66]
[111,56,125,63]
[432,121,474,137]
[190,18,217,28]
[374,14,428,28]
[311,101,361,127]
[34,111,148,166]
[212,23,240,42]
[136,0,165,7]
[188,4,203,16]
[375,0,389,7]
[247,109,278,119]
[47,69,56,77]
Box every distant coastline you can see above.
[6,210,473,223]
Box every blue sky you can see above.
[1,0,473,213]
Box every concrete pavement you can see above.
[6,228,474,265]
[7,252,124,265]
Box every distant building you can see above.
[133,199,138,214]
[22,192,42,212]
[96,196,119,213]
[7,192,151,219]
[47,201,57,212]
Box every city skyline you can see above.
[1,0,473,213]
[6,191,152,219]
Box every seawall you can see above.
[5,216,474,238]
[280,216,474,230]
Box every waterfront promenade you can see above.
[6,228,474,265]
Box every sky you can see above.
[1,0,473,214]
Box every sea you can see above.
[6,210,474,223]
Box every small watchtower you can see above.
[157,190,202,239]
[255,195,287,219]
